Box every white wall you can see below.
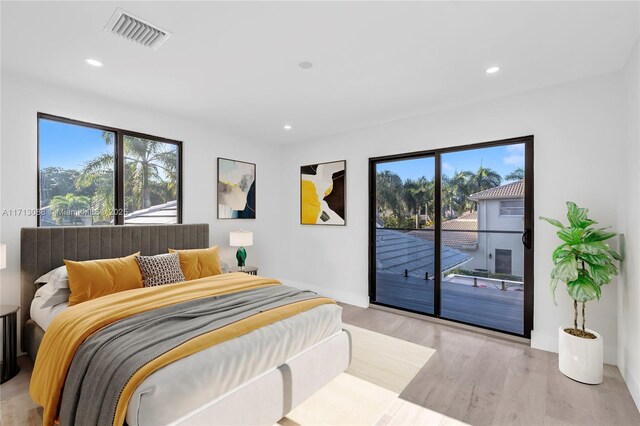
[0,51,634,381]
[278,71,627,363]
[0,72,282,351]
[618,38,640,408]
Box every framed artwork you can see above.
[217,158,256,219]
[300,160,346,225]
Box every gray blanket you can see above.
[58,285,321,426]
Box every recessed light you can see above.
[283,124,292,131]
[85,58,104,67]
[485,66,500,74]
[298,61,313,70]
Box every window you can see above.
[499,200,524,217]
[38,114,182,226]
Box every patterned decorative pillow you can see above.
[135,253,186,287]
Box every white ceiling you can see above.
[2,1,638,144]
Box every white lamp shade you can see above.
[0,243,6,270]
[230,231,253,247]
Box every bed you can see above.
[20,224,351,426]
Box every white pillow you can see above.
[34,282,70,308]
[220,260,231,273]
[34,266,70,308]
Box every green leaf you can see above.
[578,253,610,266]
[566,202,597,229]
[551,255,579,282]
[557,227,583,245]
[583,228,617,243]
[566,271,600,302]
[552,245,572,262]
[589,264,612,286]
[539,216,565,228]
[574,242,609,256]
[609,248,623,262]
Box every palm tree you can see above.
[414,176,434,225]
[49,193,91,225]
[441,175,456,218]
[470,164,502,194]
[449,170,474,213]
[123,136,177,210]
[376,171,405,223]
[404,179,423,229]
[441,171,473,218]
[505,167,524,181]
[77,134,178,219]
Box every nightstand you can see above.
[1,305,19,384]
[230,266,258,275]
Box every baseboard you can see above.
[280,279,369,308]
[620,366,640,411]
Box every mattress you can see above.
[30,297,342,426]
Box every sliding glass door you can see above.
[373,155,436,314]
[369,136,533,337]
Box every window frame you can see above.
[499,199,524,217]
[37,112,183,226]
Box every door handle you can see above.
[522,229,532,249]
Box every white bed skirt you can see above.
[171,330,352,426]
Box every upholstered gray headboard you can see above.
[20,224,209,342]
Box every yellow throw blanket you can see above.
[30,273,335,426]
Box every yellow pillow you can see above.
[64,253,144,306]
[168,246,222,281]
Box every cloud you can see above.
[503,144,524,165]
[442,162,455,172]
[503,155,524,165]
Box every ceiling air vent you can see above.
[104,8,172,51]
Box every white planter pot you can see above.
[558,326,603,384]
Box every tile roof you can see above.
[469,180,524,200]
[376,229,471,278]
[419,211,479,249]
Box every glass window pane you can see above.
[440,143,526,335]
[38,118,115,226]
[441,143,525,232]
[441,232,524,335]
[375,156,435,314]
[123,136,179,224]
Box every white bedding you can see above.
[30,296,68,331]
[30,297,342,426]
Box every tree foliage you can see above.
[40,133,178,225]
[505,167,524,181]
[376,166,518,228]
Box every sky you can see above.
[39,118,113,169]
[377,143,524,183]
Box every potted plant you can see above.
[540,202,622,384]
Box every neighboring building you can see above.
[123,200,178,224]
[390,180,524,279]
[464,180,524,277]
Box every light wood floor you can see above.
[341,303,640,426]
[2,304,639,426]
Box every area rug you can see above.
[1,325,437,426]
[279,324,436,426]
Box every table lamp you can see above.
[0,243,6,270]
[229,231,253,270]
